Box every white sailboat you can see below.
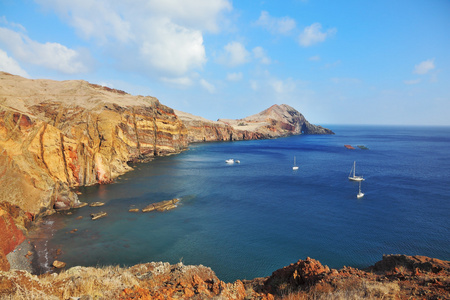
[357,181,364,198]
[348,161,364,181]
[225,159,234,164]
[292,156,299,170]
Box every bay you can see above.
[38,125,450,282]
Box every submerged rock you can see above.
[89,202,105,207]
[142,198,180,213]
[90,211,107,220]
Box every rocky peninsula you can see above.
[1,72,448,299]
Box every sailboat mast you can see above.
[353,161,356,177]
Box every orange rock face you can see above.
[0,72,188,214]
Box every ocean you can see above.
[33,125,450,282]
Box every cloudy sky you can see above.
[1,0,449,125]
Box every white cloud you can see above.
[218,41,250,67]
[227,72,243,81]
[161,76,193,87]
[138,19,206,76]
[35,0,132,44]
[0,49,29,77]
[413,59,435,74]
[144,0,232,33]
[0,16,26,32]
[298,23,336,47]
[269,78,296,94]
[404,79,421,85]
[35,0,232,78]
[309,55,320,61]
[0,27,89,74]
[200,78,216,93]
[254,11,296,35]
[252,46,271,64]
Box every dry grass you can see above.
[3,265,140,299]
[280,279,400,300]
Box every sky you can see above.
[0,0,449,125]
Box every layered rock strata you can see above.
[0,72,188,217]
[176,104,333,143]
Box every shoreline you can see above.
[6,240,35,273]
[7,217,63,275]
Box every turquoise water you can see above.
[41,126,450,282]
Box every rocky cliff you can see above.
[176,104,333,143]
[0,72,189,264]
[0,72,188,216]
[0,254,448,299]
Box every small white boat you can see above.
[357,181,364,198]
[348,161,364,181]
[292,156,299,170]
[235,160,240,163]
[225,159,234,164]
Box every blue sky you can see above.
[1,0,449,125]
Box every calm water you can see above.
[39,126,450,282]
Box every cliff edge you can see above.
[0,254,448,299]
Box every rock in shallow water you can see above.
[52,260,66,268]
[90,211,107,220]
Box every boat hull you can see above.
[349,176,364,181]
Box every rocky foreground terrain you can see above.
[0,254,449,299]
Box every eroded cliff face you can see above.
[0,72,188,216]
[176,104,333,143]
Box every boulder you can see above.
[52,260,66,268]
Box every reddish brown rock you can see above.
[0,207,25,255]
[264,257,331,295]
[369,254,450,274]
[0,256,449,299]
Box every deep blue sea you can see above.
[36,126,450,282]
